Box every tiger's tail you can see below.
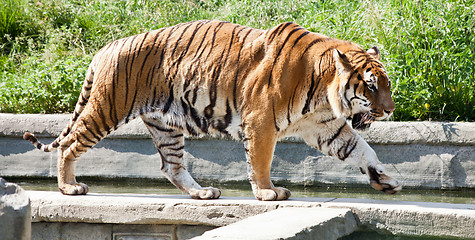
[23,64,95,152]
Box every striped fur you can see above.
[24,20,400,200]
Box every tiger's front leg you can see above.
[300,118,402,194]
[142,117,221,199]
[242,122,291,201]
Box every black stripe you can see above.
[327,123,346,146]
[166,23,196,82]
[361,62,368,70]
[189,106,203,129]
[167,153,184,158]
[233,28,253,110]
[79,94,88,106]
[144,120,174,132]
[345,71,357,90]
[203,21,226,62]
[157,25,180,76]
[96,105,111,135]
[171,22,205,77]
[163,85,174,113]
[223,100,233,128]
[72,111,80,122]
[170,133,184,138]
[287,72,303,123]
[181,98,189,115]
[272,100,280,132]
[320,116,336,124]
[302,72,319,114]
[85,118,104,141]
[268,22,293,43]
[169,145,185,151]
[158,141,180,148]
[292,31,310,47]
[127,33,150,118]
[123,35,139,107]
[151,86,159,107]
[126,85,139,123]
[302,37,331,55]
[338,137,358,160]
[215,100,233,133]
[268,27,303,86]
[170,22,194,59]
[78,132,97,145]
[183,24,213,91]
[139,30,164,83]
[192,85,199,105]
[186,123,199,136]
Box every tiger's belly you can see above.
[141,99,243,140]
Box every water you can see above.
[12,177,475,204]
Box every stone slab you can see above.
[192,207,358,240]
[28,191,330,227]
[323,198,475,238]
[27,191,475,239]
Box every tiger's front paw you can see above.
[188,187,221,199]
[367,166,402,194]
[254,187,291,201]
[59,182,89,195]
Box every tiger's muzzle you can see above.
[351,112,374,130]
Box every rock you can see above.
[0,177,31,240]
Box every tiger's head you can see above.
[329,46,395,130]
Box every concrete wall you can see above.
[1,113,474,189]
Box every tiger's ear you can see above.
[333,49,352,76]
[367,46,380,60]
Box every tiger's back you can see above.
[85,20,263,139]
[86,20,343,139]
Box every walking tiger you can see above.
[24,20,401,200]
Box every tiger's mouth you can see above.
[351,112,374,130]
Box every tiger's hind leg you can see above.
[56,136,90,195]
[142,116,221,199]
[55,111,111,195]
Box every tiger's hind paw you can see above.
[189,187,221,199]
[59,182,89,195]
[254,187,291,201]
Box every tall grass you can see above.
[0,0,474,121]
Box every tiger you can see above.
[24,20,401,201]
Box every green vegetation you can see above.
[1,0,474,121]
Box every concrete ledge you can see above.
[28,191,329,227]
[1,114,474,189]
[1,114,474,144]
[28,191,475,239]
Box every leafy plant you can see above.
[0,0,474,121]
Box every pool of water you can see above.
[10,177,475,204]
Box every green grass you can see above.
[1,0,474,121]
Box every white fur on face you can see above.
[364,69,378,91]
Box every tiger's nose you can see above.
[383,101,395,116]
[384,109,393,114]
